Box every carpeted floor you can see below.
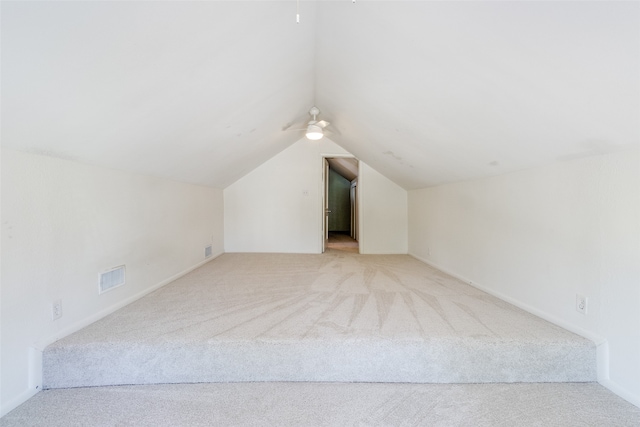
[2,382,639,427]
[5,252,635,425]
[327,232,359,253]
[44,252,595,388]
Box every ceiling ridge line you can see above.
[311,0,320,107]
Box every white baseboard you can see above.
[1,253,223,418]
[598,377,640,408]
[1,347,46,417]
[1,387,40,418]
[409,252,640,409]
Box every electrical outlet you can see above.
[576,294,587,314]
[52,300,62,320]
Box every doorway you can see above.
[322,156,359,253]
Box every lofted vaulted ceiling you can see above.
[2,1,638,189]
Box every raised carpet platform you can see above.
[43,252,596,388]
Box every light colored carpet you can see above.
[2,382,639,427]
[44,252,595,388]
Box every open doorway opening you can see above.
[322,156,359,253]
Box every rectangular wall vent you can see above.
[99,265,126,294]
[204,245,213,258]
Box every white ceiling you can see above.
[3,1,638,189]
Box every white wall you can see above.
[408,149,640,406]
[359,162,408,254]
[224,138,408,254]
[1,149,224,415]
[224,138,348,253]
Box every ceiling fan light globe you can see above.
[305,124,324,140]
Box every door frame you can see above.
[320,154,359,253]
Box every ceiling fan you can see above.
[283,106,331,140]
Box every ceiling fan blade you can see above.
[316,120,330,128]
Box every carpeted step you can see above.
[44,337,595,388]
[4,383,639,427]
[42,253,597,389]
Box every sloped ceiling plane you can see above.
[2,1,638,189]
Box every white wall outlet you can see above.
[51,300,62,320]
[576,294,587,314]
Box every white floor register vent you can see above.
[205,245,213,258]
[99,265,126,294]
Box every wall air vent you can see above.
[205,245,213,258]
[99,265,126,294]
